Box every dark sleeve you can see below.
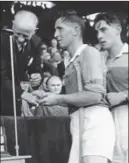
[1,33,23,100]
[27,35,43,75]
[1,58,23,100]
[57,61,65,79]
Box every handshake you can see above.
[21,90,48,107]
[21,73,59,107]
[21,73,47,107]
[20,73,42,91]
[30,73,42,88]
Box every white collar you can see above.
[67,44,87,67]
[16,41,27,49]
[115,43,128,59]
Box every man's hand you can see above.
[30,73,42,87]
[32,90,46,99]
[21,91,39,106]
[38,93,60,106]
[106,92,127,107]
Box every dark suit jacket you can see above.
[1,32,42,115]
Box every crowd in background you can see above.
[1,7,128,163]
[1,9,128,117]
[20,37,69,116]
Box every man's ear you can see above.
[34,27,39,33]
[116,24,122,35]
[74,25,81,36]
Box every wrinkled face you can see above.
[13,21,35,46]
[95,20,119,50]
[47,77,62,94]
[54,18,76,49]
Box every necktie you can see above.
[19,45,24,53]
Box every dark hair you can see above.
[56,10,85,37]
[45,76,52,86]
[94,12,128,42]
[94,12,122,28]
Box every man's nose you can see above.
[97,32,103,40]
[54,30,58,38]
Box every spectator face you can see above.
[53,52,62,62]
[51,48,58,56]
[63,50,69,58]
[54,18,76,49]
[95,20,120,50]
[51,39,57,48]
[41,49,47,55]
[20,81,30,91]
[41,43,47,51]
[47,76,62,94]
[41,52,51,61]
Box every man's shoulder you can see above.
[84,44,99,53]
[81,44,101,60]
[31,34,42,47]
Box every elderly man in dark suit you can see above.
[1,10,43,115]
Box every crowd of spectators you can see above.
[1,8,128,163]
[1,9,128,118]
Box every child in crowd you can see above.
[35,76,68,116]
[21,76,68,117]
[51,51,62,68]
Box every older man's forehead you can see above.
[13,21,35,33]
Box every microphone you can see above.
[2,28,13,35]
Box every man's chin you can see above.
[55,91,60,94]
[58,42,64,48]
[101,44,109,50]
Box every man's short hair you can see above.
[56,10,85,37]
[94,12,129,42]
[94,12,122,28]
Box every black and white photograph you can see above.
[0,1,128,163]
